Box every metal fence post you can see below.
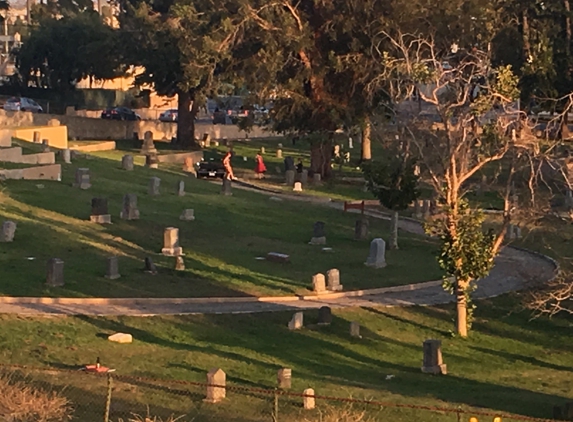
[104,373,113,422]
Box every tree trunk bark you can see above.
[456,279,469,338]
[389,210,399,249]
[177,90,199,149]
[310,141,333,179]
[522,10,531,59]
[361,116,372,161]
[565,0,572,56]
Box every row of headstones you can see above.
[284,169,322,192]
[204,367,317,409]
[44,252,186,287]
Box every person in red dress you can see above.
[222,150,236,180]
[254,153,267,179]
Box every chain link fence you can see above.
[0,364,561,422]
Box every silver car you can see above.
[3,97,43,113]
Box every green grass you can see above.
[0,296,571,421]
[0,149,442,298]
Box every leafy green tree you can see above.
[31,0,95,21]
[362,155,420,249]
[16,13,125,91]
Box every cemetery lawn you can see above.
[0,295,570,421]
[0,149,443,298]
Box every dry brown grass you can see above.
[117,413,189,422]
[0,372,72,422]
[300,403,378,422]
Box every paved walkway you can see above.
[0,181,558,316]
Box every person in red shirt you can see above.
[254,153,267,179]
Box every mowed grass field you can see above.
[0,146,442,298]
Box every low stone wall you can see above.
[12,126,69,149]
[0,164,61,180]
[68,141,116,152]
[0,110,277,141]
[0,146,56,165]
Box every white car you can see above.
[3,97,43,113]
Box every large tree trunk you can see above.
[389,210,399,249]
[310,141,333,179]
[177,90,199,149]
[361,116,372,161]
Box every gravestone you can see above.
[326,268,342,291]
[120,194,140,220]
[421,339,447,375]
[175,256,185,271]
[177,180,185,196]
[74,168,91,189]
[276,149,282,158]
[180,209,195,221]
[365,238,386,268]
[205,368,226,403]
[149,177,161,195]
[183,157,195,173]
[422,199,431,218]
[278,143,283,148]
[293,182,303,192]
[277,368,292,389]
[285,170,295,186]
[312,173,322,185]
[145,153,159,169]
[317,306,332,325]
[108,333,132,343]
[266,252,290,263]
[0,221,16,242]
[90,198,111,224]
[141,131,157,154]
[162,227,183,256]
[144,257,158,274]
[348,137,353,149]
[303,388,315,410]
[288,312,303,330]
[350,321,361,338]
[300,169,308,185]
[33,131,41,143]
[42,140,50,152]
[221,178,232,196]
[506,224,522,240]
[46,258,64,287]
[309,221,326,245]
[61,149,71,164]
[260,146,265,154]
[105,256,120,280]
[312,273,326,293]
[354,218,369,240]
[122,155,134,171]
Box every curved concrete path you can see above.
[0,181,558,316]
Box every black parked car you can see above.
[196,160,225,179]
[101,107,141,121]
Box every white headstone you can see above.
[288,312,303,330]
[303,388,315,410]
[326,268,342,291]
[312,273,326,293]
[365,238,386,268]
[293,182,303,192]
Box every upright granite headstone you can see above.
[312,173,322,185]
[105,256,120,280]
[285,170,295,186]
[145,153,159,169]
[221,178,232,196]
[0,221,16,242]
[414,199,423,218]
[175,256,186,271]
[162,227,183,256]
[326,268,342,291]
[61,149,71,164]
[312,273,326,293]
[300,169,308,185]
[180,209,195,221]
[46,258,64,287]
[354,218,369,240]
[205,368,226,403]
[260,146,265,154]
[74,168,91,189]
[317,306,332,325]
[350,321,361,338]
[90,198,111,224]
[277,368,292,390]
[122,155,134,171]
[309,221,326,245]
[303,388,315,410]
[144,257,158,274]
[284,156,295,172]
[288,312,304,330]
[141,131,157,154]
[293,182,303,192]
[177,180,185,197]
[276,149,283,158]
[365,238,386,268]
[120,194,140,220]
[421,339,447,375]
[149,177,161,195]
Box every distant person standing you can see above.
[254,153,267,179]
[222,150,236,180]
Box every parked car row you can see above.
[101,107,141,121]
